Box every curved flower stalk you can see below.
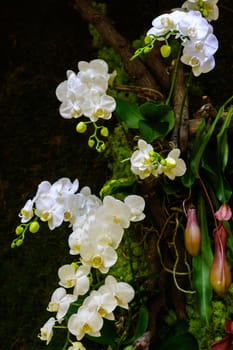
[209,205,232,295]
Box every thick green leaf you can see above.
[138,101,175,142]
[191,104,225,178]
[201,151,232,203]
[114,98,144,129]
[99,177,136,199]
[217,105,233,172]
[192,194,213,324]
[124,306,149,345]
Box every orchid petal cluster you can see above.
[146,9,218,76]
[24,177,145,345]
[19,177,101,230]
[56,59,116,122]
[181,0,219,21]
[130,139,186,180]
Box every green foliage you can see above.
[114,99,175,142]
[182,98,233,193]
[192,194,213,324]
[123,306,149,345]
[186,287,233,350]
[156,320,199,350]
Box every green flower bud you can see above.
[144,35,153,45]
[76,122,87,133]
[143,45,153,54]
[15,238,24,247]
[160,44,171,58]
[29,221,40,233]
[15,225,24,235]
[100,127,109,137]
[97,143,106,153]
[88,138,95,148]
[11,241,16,248]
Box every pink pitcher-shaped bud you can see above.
[209,224,232,296]
[184,206,202,256]
[215,204,232,221]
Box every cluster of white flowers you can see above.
[19,177,145,345]
[56,59,116,122]
[146,8,218,76]
[130,139,186,180]
[181,0,219,21]
[19,177,99,230]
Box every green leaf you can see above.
[86,319,118,346]
[114,98,144,129]
[138,101,175,142]
[192,194,213,324]
[123,306,149,345]
[99,177,136,199]
[201,150,232,203]
[217,105,233,172]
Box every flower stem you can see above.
[165,43,182,105]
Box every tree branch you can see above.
[73,0,160,89]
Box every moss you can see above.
[186,287,233,349]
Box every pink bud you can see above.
[184,207,202,256]
[209,224,232,295]
[215,204,232,221]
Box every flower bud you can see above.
[100,126,109,137]
[184,207,201,256]
[88,138,95,148]
[76,122,87,133]
[15,225,24,235]
[96,143,106,153]
[29,221,40,233]
[215,203,232,221]
[143,45,153,54]
[209,224,232,295]
[160,44,171,58]
[144,35,153,45]
[15,238,24,247]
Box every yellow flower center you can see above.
[98,306,107,317]
[92,255,103,268]
[41,212,51,221]
[81,323,92,333]
[71,108,82,118]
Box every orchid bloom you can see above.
[99,275,135,309]
[68,306,103,340]
[38,317,56,345]
[161,148,187,180]
[182,0,219,21]
[47,287,76,322]
[19,199,34,223]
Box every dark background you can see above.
[0,0,232,348]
